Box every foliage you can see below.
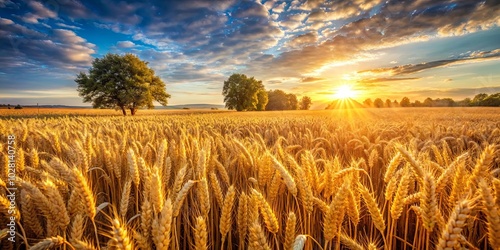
[385,99,392,108]
[373,98,384,108]
[266,90,300,110]
[363,98,373,107]
[400,97,411,107]
[76,53,170,116]
[255,89,269,111]
[471,93,500,107]
[287,94,298,110]
[300,96,312,110]
[14,104,23,109]
[362,93,500,108]
[222,73,266,111]
[266,90,289,110]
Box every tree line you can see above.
[222,73,312,111]
[362,93,500,108]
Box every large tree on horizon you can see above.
[76,53,170,115]
[222,73,266,111]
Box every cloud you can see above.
[55,22,81,30]
[0,0,17,8]
[255,1,500,78]
[301,76,324,82]
[233,1,268,18]
[0,19,95,71]
[279,13,308,30]
[21,1,58,23]
[287,32,318,48]
[357,77,420,84]
[359,49,500,76]
[116,41,135,48]
[1,0,500,105]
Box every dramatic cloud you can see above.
[0,0,499,105]
[21,1,57,23]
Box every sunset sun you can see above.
[335,85,357,99]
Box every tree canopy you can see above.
[222,73,267,111]
[266,90,301,110]
[300,96,312,110]
[76,53,170,115]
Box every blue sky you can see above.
[0,0,499,107]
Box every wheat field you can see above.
[0,108,499,250]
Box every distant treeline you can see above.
[362,93,500,108]
[0,104,23,109]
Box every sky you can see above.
[0,0,499,107]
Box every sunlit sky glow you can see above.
[0,0,499,108]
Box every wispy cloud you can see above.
[359,49,500,76]
[358,77,420,84]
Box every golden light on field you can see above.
[1,108,500,249]
[334,84,357,99]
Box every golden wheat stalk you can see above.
[194,216,208,250]
[220,185,236,242]
[478,178,500,249]
[252,189,279,233]
[359,184,386,233]
[152,198,173,249]
[436,200,472,250]
[284,212,297,250]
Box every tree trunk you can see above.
[120,106,127,116]
[130,108,137,115]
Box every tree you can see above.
[222,73,266,111]
[255,89,268,111]
[456,98,471,107]
[76,53,170,115]
[14,104,23,109]
[472,93,488,104]
[423,97,433,107]
[363,98,373,107]
[300,96,312,110]
[385,99,392,108]
[287,93,298,110]
[374,98,384,108]
[400,97,411,107]
[480,93,500,106]
[266,89,289,110]
[393,100,399,107]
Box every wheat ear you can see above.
[252,189,279,233]
[478,179,500,249]
[220,185,236,242]
[30,236,65,250]
[359,184,386,233]
[152,198,173,249]
[292,235,307,250]
[194,216,208,250]
[284,212,297,250]
[248,222,271,250]
[436,200,472,250]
